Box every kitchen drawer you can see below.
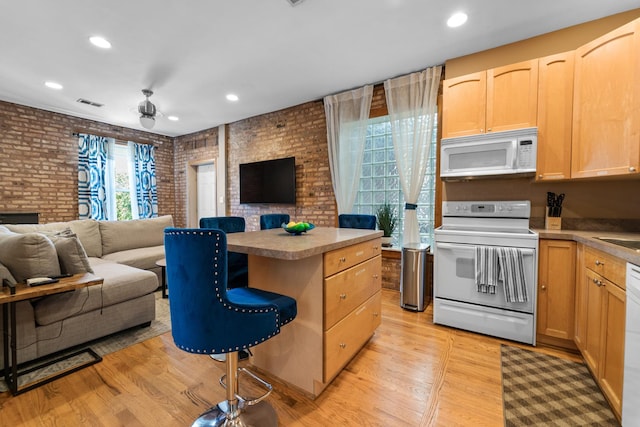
[324,238,381,277]
[324,291,381,382]
[585,247,626,288]
[324,255,381,330]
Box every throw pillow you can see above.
[0,232,61,282]
[42,228,94,274]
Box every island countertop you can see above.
[226,227,383,260]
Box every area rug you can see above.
[501,345,619,426]
[1,291,170,392]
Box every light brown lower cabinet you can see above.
[574,244,626,421]
[537,239,576,348]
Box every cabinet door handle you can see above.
[630,167,637,172]
[541,285,546,290]
[595,260,604,266]
[339,343,346,349]
[339,293,347,300]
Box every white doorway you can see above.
[197,163,216,220]
[187,159,217,227]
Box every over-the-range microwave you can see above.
[440,127,537,180]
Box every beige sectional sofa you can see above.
[0,215,173,366]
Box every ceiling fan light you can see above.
[140,115,155,129]
[137,89,156,129]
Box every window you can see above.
[113,143,134,220]
[353,115,437,246]
[78,134,158,221]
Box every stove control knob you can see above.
[507,206,513,211]
[455,206,460,211]
[498,205,503,211]
[463,206,468,211]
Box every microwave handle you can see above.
[512,139,519,169]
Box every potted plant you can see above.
[376,203,398,247]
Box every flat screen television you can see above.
[239,156,296,204]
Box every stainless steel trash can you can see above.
[401,243,430,311]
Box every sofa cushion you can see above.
[100,245,166,271]
[99,215,173,255]
[5,219,102,258]
[0,232,61,282]
[33,261,158,326]
[0,262,17,285]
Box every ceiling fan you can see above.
[138,89,157,129]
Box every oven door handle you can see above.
[436,242,535,256]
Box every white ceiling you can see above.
[1,1,638,137]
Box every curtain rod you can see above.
[71,132,155,146]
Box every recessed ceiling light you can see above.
[45,81,63,90]
[226,94,239,102]
[89,36,112,49]
[168,116,179,121]
[447,12,468,28]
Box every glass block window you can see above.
[353,115,437,246]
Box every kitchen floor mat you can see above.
[501,344,619,426]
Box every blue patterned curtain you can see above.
[78,134,110,219]
[129,141,158,218]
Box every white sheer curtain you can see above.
[384,66,442,245]
[324,85,373,214]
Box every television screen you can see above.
[239,157,296,204]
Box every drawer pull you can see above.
[339,257,346,263]
[595,260,604,266]
[339,343,346,349]
[340,293,347,300]
[373,274,379,279]
[593,278,604,287]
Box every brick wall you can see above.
[172,128,219,227]
[0,100,174,224]
[227,100,336,231]
[0,83,388,230]
[382,251,402,291]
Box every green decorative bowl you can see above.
[282,222,315,235]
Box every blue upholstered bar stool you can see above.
[199,217,248,289]
[338,214,376,230]
[259,214,290,230]
[164,228,297,427]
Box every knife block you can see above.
[545,210,562,230]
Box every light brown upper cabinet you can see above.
[572,18,640,179]
[442,71,486,138]
[486,60,538,133]
[536,52,574,181]
[442,60,538,138]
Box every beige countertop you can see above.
[535,228,640,266]
[226,227,383,260]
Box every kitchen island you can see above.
[227,227,382,398]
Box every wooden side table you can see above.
[156,258,168,298]
[1,273,104,395]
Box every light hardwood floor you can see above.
[0,289,581,426]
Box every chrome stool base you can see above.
[191,400,277,427]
